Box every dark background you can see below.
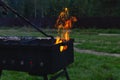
[0,0,120,28]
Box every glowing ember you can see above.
[55,8,77,52]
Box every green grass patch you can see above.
[70,29,120,53]
[75,34,120,53]
[72,28,120,34]
[0,27,57,37]
[68,52,120,80]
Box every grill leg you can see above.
[50,68,70,80]
[43,75,48,80]
[0,69,2,78]
[64,68,70,80]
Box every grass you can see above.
[0,27,120,80]
[0,27,44,37]
[75,34,120,53]
[68,52,120,80]
[70,29,120,54]
[0,27,58,37]
[72,28,120,34]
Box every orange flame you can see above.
[55,8,77,52]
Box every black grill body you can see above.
[0,37,74,76]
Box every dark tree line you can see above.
[0,0,120,18]
[1,0,120,29]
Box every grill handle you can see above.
[0,0,54,39]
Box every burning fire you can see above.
[55,8,77,52]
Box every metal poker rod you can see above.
[0,0,54,39]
